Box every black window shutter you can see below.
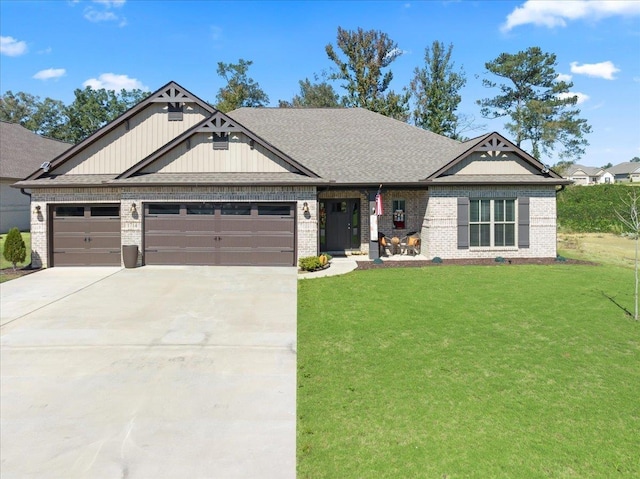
[457,197,469,249]
[518,197,530,248]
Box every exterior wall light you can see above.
[33,205,41,214]
[130,203,137,214]
[302,202,309,213]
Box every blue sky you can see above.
[1,0,639,167]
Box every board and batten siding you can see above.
[446,152,540,176]
[54,103,211,175]
[142,132,299,174]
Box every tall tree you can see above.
[410,41,466,139]
[279,76,340,108]
[631,157,640,163]
[325,27,410,121]
[215,59,269,112]
[0,91,67,139]
[64,87,148,143]
[477,46,591,161]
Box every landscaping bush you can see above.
[557,184,629,233]
[299,254,332,272]
[299,256,323,272]
[3,228,26,271]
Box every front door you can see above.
[324,199,360,251]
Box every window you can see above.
[168,103,183,121]
[56,206,84,217]
[258,205,291,216]
[212,132,229,150]
[186,203,215,215]
[221,203,250,215]
[149,204,180,215]
[469,199,515,247]
[90,206,120,217]
[392,199,405,229]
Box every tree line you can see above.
[1,27,591,165]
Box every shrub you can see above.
[299,256,322,272]
[3,228,26,271]
[557,184,629,233]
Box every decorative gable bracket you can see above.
[476,137,516,157]
[150,85,200,105]
[197,113,239,133]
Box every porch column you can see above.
[368,190,380,260]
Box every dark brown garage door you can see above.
[144,202,295,266]
[51,205,121,266]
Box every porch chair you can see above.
[400,233,421,256]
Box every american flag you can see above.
[375,187,383,216]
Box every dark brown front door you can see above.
[51,205,121,266]
[144,203,295,266]
[324,199,360,251]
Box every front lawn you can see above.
[298,265,639,478]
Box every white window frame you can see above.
[469,198,517,248]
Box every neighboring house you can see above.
[0,121,71,233]
[564,164,614,185]
[607,162,640,183]
[14,81,569,268]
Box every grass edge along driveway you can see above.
[297,264,639,478]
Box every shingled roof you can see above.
[228,107,469,184]
[0,121,71,180]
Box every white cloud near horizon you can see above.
[558,91,590,104]
[1,36,28,56]
[570,61,620,80]
[83,73,148,91]
[502,0,640,32]
[33,68,66,80]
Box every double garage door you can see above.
[144,202,295,266]
[51,202,296,267]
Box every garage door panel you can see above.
[183,234,215,248]
[253,235,294,249]
[144,202,296,266]
[52,205,121,267]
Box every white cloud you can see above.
[502,0,640,32]
[33,68,66,80]
[83,0,126,25]
[556,73,573,82]
[83,73,148,91]
[558,91,590,104]
[1,36,28,56]
[570,61,620,80]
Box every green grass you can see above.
[298,265,640,478]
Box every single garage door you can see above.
[144,202,295,266]
[51,204,121,266]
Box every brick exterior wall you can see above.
[29,184,558,267]
[423,185,557,259]
[30,186,317,268]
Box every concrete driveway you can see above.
[1,266,297,479]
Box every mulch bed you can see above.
[356,257,598,270]
[0,267,42,281]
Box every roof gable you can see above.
[118,111,320,179]
[25,81,215,180]
[427,132,563,181]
